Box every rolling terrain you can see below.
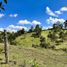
[0,30,67,67]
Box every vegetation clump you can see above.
[40,36,49,48]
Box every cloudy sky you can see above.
[0,0,67,32]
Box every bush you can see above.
[32,44,39,48]
[62,48,67,52]
[31,59,39,67]
[48,31,58,41]
[48,45,55,49]
[40,36,49,48]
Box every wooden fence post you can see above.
[4,30,9,64]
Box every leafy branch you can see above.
[0,0,7,10]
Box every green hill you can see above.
[0,29,67,67]
[14,29,67,50]
[14,30,49,47]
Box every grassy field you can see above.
[0,30,67,67]
[0,44,67,67]
[0,45,67,67]
[15,30,67,49]
[15,30,50,47]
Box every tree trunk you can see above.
[4,30,9,64]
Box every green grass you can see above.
[0,30,67,67]
[15,32,40,47]
[15,30,67,49]
[14,30,50,47]
[0,44,67,67]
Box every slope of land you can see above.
[0,44,67,67]
[0,29,67,67]
[15,30,67,49]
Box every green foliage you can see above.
[15,29,25,37]
[31,59,39,67]
[59,30,67,41]
[53,22,63,30]
[0,0,7,10]
[64,20,67,29]
[48,28,67,47]
[48,31,58,41]
[64,31,67,40]
[59,31,65,39]
[28,26,34,33]
[0,48,3,54]
[8,32,16,45]
[32,25,42,37]
[0,32,4,43]
[7,29,25,45]
[40,36,49,48]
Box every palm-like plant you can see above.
[0,0,7,10]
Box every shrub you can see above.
[48,45,55,49]
[62,48,67,52]
[31,59,39,67]
[59,31,65,40]
[0,48,3,54]
[48,31,58,41]
[32,44,39,48]
[40,36,49,48]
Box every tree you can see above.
[53,21,63,30]
[34,25,42,37]
[15,28,25,37]
[8,32,16,45]
[28,26,34,32]
[64,20,67,29]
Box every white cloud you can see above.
[8,25,23,30]
[47,17,65,24]
[46,6,67,17]
[46,7,58,17]
[0,27,17,32]
[32,20,41,25]
[9,14,18,17]
[5,25,27,32]
[0,19,41,32]
[6,28,17,32]
[60,7,67,11]
[0,28,4,31]
[0,13,5,18]
[8,25,27,30]
[55,7,67,15]
[18,20,31,25]
[18,19,41,25]
[55,11,62,15]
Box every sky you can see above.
[0,0,67,32]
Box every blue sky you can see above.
[0,0,67,32]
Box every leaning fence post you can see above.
[4,30,9,64]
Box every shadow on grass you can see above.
[0,61,9,64]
